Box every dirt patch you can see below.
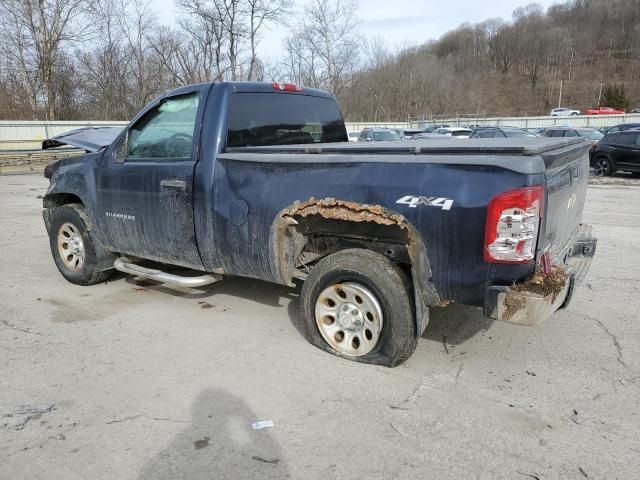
[513,267,568,302]
[503,294,527,320]
[503,267,568,320]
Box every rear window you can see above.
[577,129,603,140]
[504,129,535,137]
[373,130,400,141]
[227,93,347,147]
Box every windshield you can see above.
[227,93,347,147]
[578,129,604,140]
[372,130,400,141]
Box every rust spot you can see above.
[282,197,407,227]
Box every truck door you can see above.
[96,90,204,269]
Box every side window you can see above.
[622,133,639,146]
[608,126,620,133]
[549,130,564,137]
[564,130,579,137]
[606,133,621,144]
[359,130,368,140]
[127,93,199,161]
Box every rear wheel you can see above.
[300,248,417,367]
[48,204,113,285]
[593,156,613,176]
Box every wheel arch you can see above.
[42,193,85,231]
[269,197,441,335]
[593,153,615,173]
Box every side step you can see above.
[114,257,221,288]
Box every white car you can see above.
[433,127,472,138]
[347,131,360,143]
[550,107,581,116]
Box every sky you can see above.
[149,0,560,57]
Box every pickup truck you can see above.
[42,81,597,367]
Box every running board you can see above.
[114,257,221,288]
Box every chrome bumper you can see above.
[484,224,597,326]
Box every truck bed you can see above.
[223,138,590,174]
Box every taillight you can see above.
[271,82,303,93]
[484,186,544,263]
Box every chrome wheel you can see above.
[594,158,611,176]
[314,282,383,357]
[57,222,85,272]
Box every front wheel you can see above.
[593,156,614,177]
[47,204,113,285]
[300,248,417,367]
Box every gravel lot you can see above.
[1,173,639,480]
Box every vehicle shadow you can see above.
[137,388,288,480]
[421,303,493,346]
[121,272,298,308]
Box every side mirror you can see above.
[113,135,127,164]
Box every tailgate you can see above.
[539,142,591,263]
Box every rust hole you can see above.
[334,331,344,343]
[336,288,347,299]
[366,312,374,322]
[325,298,336,308]
[364,329,373,341]
[322,315,335,326]
[354,295,363,304]
[352,336,360,349]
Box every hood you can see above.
[42,127,123,152]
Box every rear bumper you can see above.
[484,224,597,326]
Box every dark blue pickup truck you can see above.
[42,81,597,366]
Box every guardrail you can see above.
[0,147,83,174]
[408,113,640,129]
[0,120,128,150]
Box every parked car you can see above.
[41,81,596,367]
[358,128,401,142]
[631,108,640,113]
[542,127,603,144]
[432,127,472,138]
[585,106,625,115]
[470,127,537,138]
[527,127,549,136]
[393,128,423,139]
[600,123,640,134]
[590,129,640,176]
[550,107,581,116]
[421,124,450,133]
[348,131,360,143]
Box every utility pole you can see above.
[558,79,563,108]
[598,83,604,106]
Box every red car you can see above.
[585,106,625,115]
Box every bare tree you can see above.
[0,0,92,119]
[283,0,359,99]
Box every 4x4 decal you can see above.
[396,195,454,211]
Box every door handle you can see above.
[160,179,186,190]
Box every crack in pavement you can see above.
[585,314,627,369]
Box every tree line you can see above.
[0,0,639,122]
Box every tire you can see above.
[593,156,614,177]
[300,248,417,367]
[47,204,113,285]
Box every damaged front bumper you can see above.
[484,225,597,326]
